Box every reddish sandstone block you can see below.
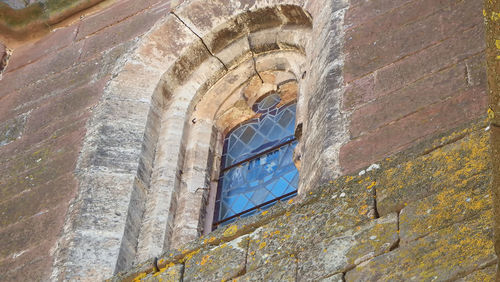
[0,132,83,203]
[342,74,375,111]
[344,0,483,82]
[78,4,169,62]
[0,204,67,258]
[343,25,485,111]
[0,172,77,228]
[0,41,84,99]
[6,25,79,72]
[0,254,53,282]
[340,87,487,173]
[24,77,107,133]
[350,62,469,138]
[346,0,413,29]
[345,0,456,50]
[374,24,485,99]
[76,0,166,40]
[0,124,85,181]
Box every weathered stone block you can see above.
[136,263,183,282]
[350,62,468,138]
[400,173,492,244]
[78,5,167,62]
[344,0,482,82]
[456,264,497,282]
[247,178,375,272]
[76,0,165,41]
[340,88,487,174]
[237,256,297,281]
[345,0,413,29]
[373,25,485,102]
[0,40,84,98]
[376,129,490,216]
[297,214,398,281]
[345,211,496,281]
[6,24,78,72]
[183,235,249,281]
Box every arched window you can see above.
[213,93,299,228]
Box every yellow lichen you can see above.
[223,225,238,237]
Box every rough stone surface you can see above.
[376,129,490,216]
[297,213,398,281]
[134,263,184,282]
[183,236,249,281]
[237,257,297,281]
[0,112,27,146]
[457,264,497,282]
[345,211,496,281]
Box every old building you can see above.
[0,0,498,281]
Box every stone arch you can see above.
[132,3,312,265]
[51,0,349,280]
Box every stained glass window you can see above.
[213,94,298,227]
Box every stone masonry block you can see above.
[136,263,183,282]
[350,62,468,138]
[372,24,485,101]
[346,0,455,50]
[340,87,487,174]
[0,40,84,98]
[237,256,297,282]
[76,0,165,41]
[297,214,398,281]
[400,173,492,244]
[345,211,496,281]
[6,24,78,72]
[183,235,249,281]
[376,129,490,216]
[344,0,482,82]
[247,178,375,272]
[456,264,497,282]
[78,5,168,62]
[345,0,413,29]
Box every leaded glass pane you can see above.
[217,141,298,223]
[215,96,298,226]
[223,103,297,167]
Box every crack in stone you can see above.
[171,12,228,71]
[247,35,264,84]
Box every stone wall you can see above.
[0,1,171,280]
[0,0,494,280]
[112,120,496,281]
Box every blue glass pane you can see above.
[222,103,297,167]
[217,101,299,225]
[218,141,298,223]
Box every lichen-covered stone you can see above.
[247,177,375,272]
[400,173,492,244]
[456,264,497,282]
[236,257,297,282]
[183,235,249,281]
[345,211,496,281]
[297,213,398,281]
[318,273,344,282]
[376,129,490,216]
[137,263,183,282]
